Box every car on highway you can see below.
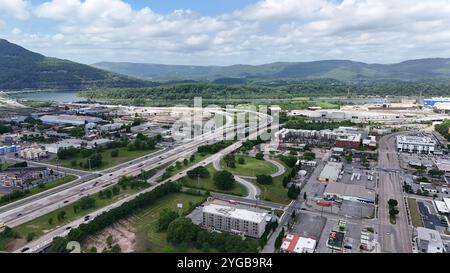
[66,226,72,230]
[21,247,30,253]
[17,213,22,217]
[63,200,69,204]
[109,174,113,177]
[84,215,91,221]
[0,223,6,229]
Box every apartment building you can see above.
[202,204,268,238]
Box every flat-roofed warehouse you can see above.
[324,183,376,204]
[396,135,436,154]
[318,162,343,183]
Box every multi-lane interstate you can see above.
[4,106,276,252]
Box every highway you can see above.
[11,106,276,252]
[377,133,412,253]
[1,108,236,228]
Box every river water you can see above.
[9,91,82,103]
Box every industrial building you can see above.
[416,227,445,253]
[288,109,400,122]
[39,115,103,126]
[98,123,123,132]
[318,162,343,183]
[434,200,450,215]
[0,167,48,187]
[276,127,362,149]
[19,147,48,160]
[423,97,450,107]
[0,145,17,155]
[202,204,268,238]
[324,182,376,204]
[396,135,436,154]
[45,139,83,154]
[280,233,317,253]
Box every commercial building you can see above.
[19,147,48,160]
[0,167,48,187]
[336,134,361,149]
[276,127,362,149]
[0,145,17,155]
[202,204,268,238]
[280,234,316,253]
[362,136,377,148]
[318,162,343,183]
[39,115,103,126]
[416,227,445,253]
[436,160,450,173]
[423,97,450,107]
[45,139,83,154]
[396,135,436,154]
[98,123,123,132]
[434,200,449,215]
[324,182,376,204]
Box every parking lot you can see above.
[292,213,326,240]
[417,200,449,232]
[339,201,375,219]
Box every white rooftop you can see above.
[203,204,267,223]
[434,200,449,214]
[397,135,436,145]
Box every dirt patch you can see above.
[83,219,137,253]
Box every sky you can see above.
[1,0,450,66]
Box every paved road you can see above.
[210,192,286,210]
[14,107,275,252]
[377,133,412,253]
[5,157,91,177]
[212,154,285,200]
[1,109,236,229]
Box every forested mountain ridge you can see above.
[93,58,450,82]
[0,39,156,91]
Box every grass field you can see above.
[11,187,144,242]
[171,152,208,173]
[407,198,423,227]
[28,175,78,196]
[220,156,277,177]
[180,164,247,196]
[46,147,160,171]
[250,160,291,204]
[134,193,206,253]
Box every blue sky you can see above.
[1,0,450,65]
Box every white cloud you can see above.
[0,0,29,20]
[5,0,450,65]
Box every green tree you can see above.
[158,208,179,231]
[176,161,182,169]
[48,217,53,225]
[57,210,66,222]
[26,232,36,242]
[255,152,264,160]
[48,237,69,253]
[213,171,236,190]
[388,199,398,207]
[167,218,199,244]
[110,149,119,158]
[256,174,273,185]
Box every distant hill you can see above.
[0,39,156,91]
[93,58,450,82]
